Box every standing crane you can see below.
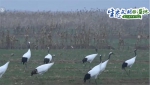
[122,49,137,76]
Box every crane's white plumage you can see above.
[31,62,54,76]
[122,49,137,76]
[22,49,31,60]
[82,54,98,63]
[84,55,102,84]
[82,48,98,69]
[124,57,136,67]
[21,42,31,67]
[97,52,113,78]
[44,47,54,64]
[36,62,54,74]
[100,60,109,72]
[0,61,10,78]
[88,63,102,78]
[45,54,52,60]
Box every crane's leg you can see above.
[24,66,26,71]
[128,68,131,76]
[98,73,101,79]
[124,68,130,76]
[25,63,27,68]
[23,64,26,72]
[98,75,101,79]
[24,63,28,72]
[89,79,91,83]
[95,79,97,85]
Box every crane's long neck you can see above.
[134,50,137,56]
[48,48,50,53]
[99,56,102,63]
[52,55,55,61]
[108,54,112,59]
[28,43,30,49]
[95,48,98,53]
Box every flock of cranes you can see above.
[83,52,114,84]
[0,42,137,84]
[82,49,137,84]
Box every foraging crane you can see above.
[122,49,137,76]
[44,47,55,64]
[31,62,54,76]
[21,42,31,68]
[0,61,10,78]
[82,48,98,68]
[84,55,102,84]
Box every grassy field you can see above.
[0,49,149,85]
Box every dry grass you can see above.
[0,10,149,49]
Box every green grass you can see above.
[0,49,149,85]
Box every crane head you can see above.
[52,54,55,57]
[109,52,113,55]
[31,69,37,76]
[95,48,98,52]
[99,55,102,62]
[134,49,137,52]
[84,73,90,83]
[82,58,87,63]
[99,55,102,58]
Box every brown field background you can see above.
[0,9,149,49]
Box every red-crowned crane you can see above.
[21,42,31,68]
[0,61,10,78]
[97,52,114,79]
[44,47,55,64]
[122,49,137,76]
[31,62,54,76]
[82,48,98,68]
[100,52,114,72]
[84,55,102,84]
